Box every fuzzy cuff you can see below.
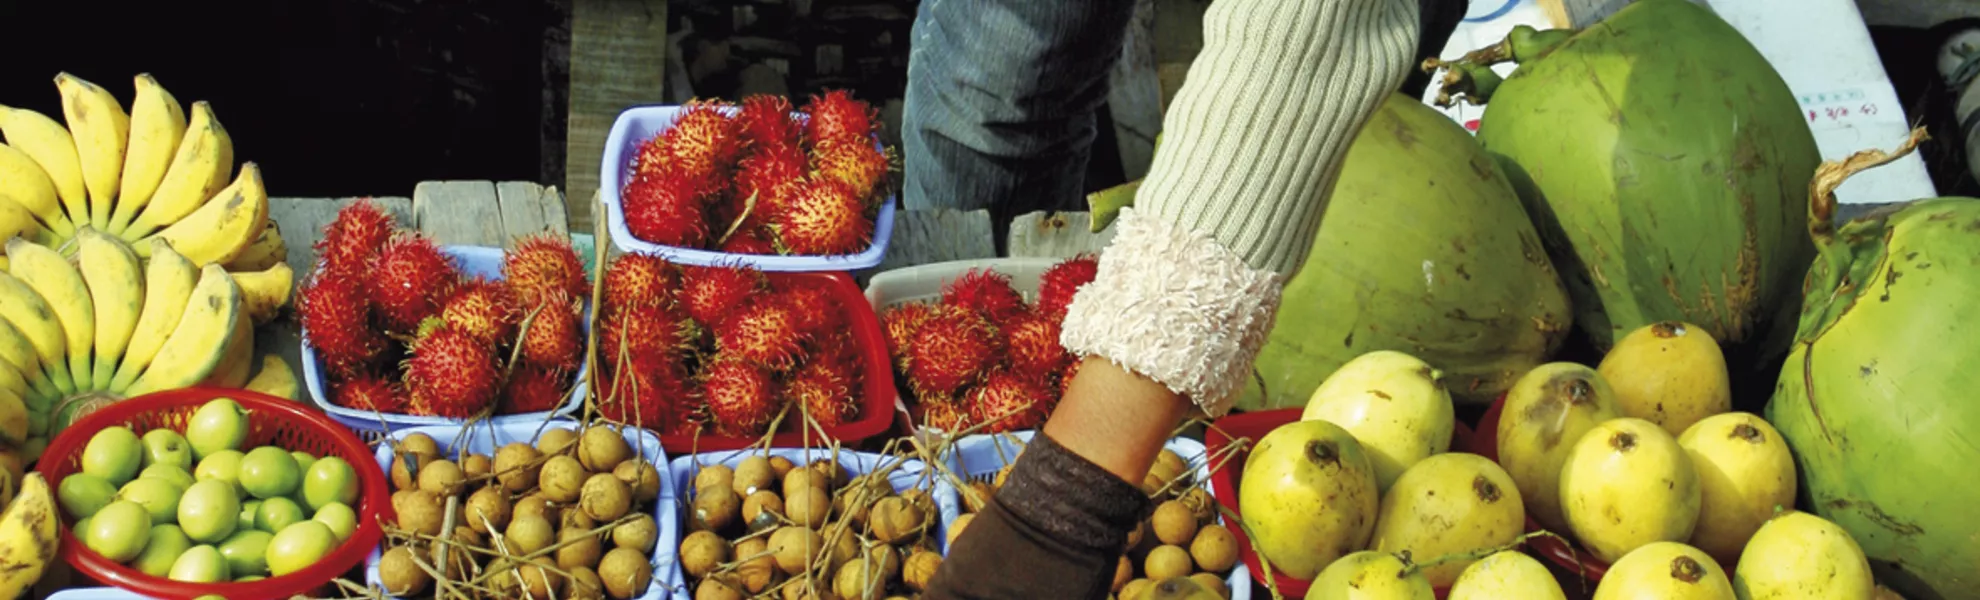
[1058,208,1283,417]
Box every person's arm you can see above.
[923,0,1423,597]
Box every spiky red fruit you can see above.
[1057,356,1084,396]
[678,264,766,325]
[623,170,710,248]
[880,302,935,372]
[1038,254,1099,320]
[599,354,689,428]
[440,279,520,347]
[520,291,584,373]
[773,178,871,256]
[663,102,744,182]
[703,358,779,436]
[775,280,843,338]
[716,296,807,369]
[919,397,968,432]
[906,306,1001,397]
[941,268,1027,325]
[737,94,801,149]
[1004,310,1070,377]
[504,234,589,306]
[370,234,461,333]
[811,136,889,199]
[603,253,676,315]
[404,327,501,418]
[718,228,777,255]
[736,147,808,220]
[599,303,697,367]
[334,375,403,413]
[802,90,875,148]
[315,199,397,276]
[968,371,1053,433]
[786,359,858,429]
[300,271,387,378]
[499,365,568,414]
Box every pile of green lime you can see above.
[55,397,363,583]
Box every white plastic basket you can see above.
[943,431,1252,600]
[363,420,682,600]
[43,589,140,599]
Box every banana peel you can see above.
[244,355,298,401]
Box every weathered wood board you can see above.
[1007,211,1118,259]
[869,208,998,275]
[565,0,670,233]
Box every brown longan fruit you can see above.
[680,530,730,579]
[378,545,432,595]
[769,526,823,575]
[860,540,902,582]
[1144,545,1193,581]
[696,576,745,600]
[513,492,558,523]
[516,557,565,600]
[399,432,441,457]
[1190,524,1238,573]
[903,549,942,592]
[692,488,741,533]
[397,490,445,536]
[563,508,598,532]
[733,455,775,496]
[947,513,974,547]
[578,425,632,472]
[494,443,544,493]
[557,526,605,570]
[417,459,465,496]
[833,556,882,600]
[1113,554,1133,591]
[807,459,847,490]
[867,496,924,545]
[538,427,579,455]
[391,489,413,513]
[696,464,736,494]
[1153,450,1187,483]
[581,473,633,522]
[567,566,606,600]
[462,453,492,481]
[785,486,831,529]
[506,514,556,555]
[614,513,659,553]
[1121,579,1152,600]
[824,528,859,574]
[837,475,892,528]
[613,458,662,504]
[444,526,483,575]
[734,537,777,593]
[598,547,652,599]
[743,490,784,524]
[1188,573,1230,599]
[1151,500,1198,546]
[768,455,796,477]
[900,488,934,517]
[465,486,512,534]
[539,454,589,503]
[391,452,433,492]
[782,467,825,498]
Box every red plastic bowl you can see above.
[651,270,897,454]
[1467,394,1611,581]
[38,387,396,600]
[1206,407,1477,599]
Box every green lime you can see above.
[117,477,184,525]
[81,427,144,486]
[266,521,335,576]
[138,463,196,490]
[312,502,357,542]
[141,429,193,471]
[239,446,301,500]
[185,399,248,462]
[131,524,192,577]
[237,499,261,533]
[168,544,229,583]
[83,500,152,562]
[217,529,273,577]
[56,473,117,520]
[300,456,359,512]
[255,497,307,533]
[289,451,316,476]
[193,450,247,499]
[178,480,240,544]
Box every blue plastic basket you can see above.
[300,245,592,438]
[943,431,1252,600]
[665,447,960,600]
[44,588,141,599]
[363,420,683,600]
[598,104,898,271]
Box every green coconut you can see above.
[1768,129,1979,600]
[1434,0,1820,369]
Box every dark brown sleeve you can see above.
[924,432,1154,599]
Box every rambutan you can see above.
[333,374,403,414]
[1037,253,1099,320]
[314,199,397,276]
[1003,310,1070,377]
[603,253,676,315]
[703,358,779,436]
[968,371,1053,433]
[811,136,890,200]
[663,101,745,182]
[300,270,388,378]
[906,306,1001,397]
[623,170,711,248]
[677,264,766,326]
[369,234,460,334]
[801,90,876,149]
[735,147,808,220]
[737,94,801,150]
[499,365,568,414]
[919,397,969,433]
[599,355,689,428]
[598,302,697,367]
[775,280,843,338]
[403,327,502,419]
[504,233,589,306]
[715,296,807,369]
[1057,358,1083,396]
[940,268,1027,325]
[786,359,858,430]
[773,178,871,256]
[520,291,584,373]
[440,279,520,347]
[880,302,935,372]
[718,228,777,255]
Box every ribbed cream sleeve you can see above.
[1138,0,1421,276]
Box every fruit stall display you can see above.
[299,200,593,432]
[366,421,678,600]
[602,92,899,270]
[668,445,959,599]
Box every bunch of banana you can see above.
[0,472,58,599]
[0,72,284,271]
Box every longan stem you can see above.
[1215,504,1284,600]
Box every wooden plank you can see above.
[1108,0,1163,181]
[566,0,670,234]
[413,180,506,247]
[871,209,996,273]
[496,181,570,242]
[1007,211,1117,259]
[1538,0,1626,28]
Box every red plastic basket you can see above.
[1205,407,1477,599]
[646,270,898,454]
[37,387,395,600]
[1466,394,1610,581]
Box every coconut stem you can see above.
[1421,25,1574,107]
[1807,127,1930,246]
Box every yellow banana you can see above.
[221,220,286,272]
[0,143,66,235]
[108,239,196,393]
[112,73,185,236]
[123,263,240,397]
[201,313,252,389]
[0,473,59,600]
[0,319,54,400]
[75,228,143,390]
[0,271,72,394]
[0,362,40,437]
[0,390,25,447]
[55,73,129,231]
[6,237,94,393]
[0,360,27,405]
[120,101,230,241]
[0,105,86,231]
[135,162,266,267]
[0,197,48,247]
[231,261,293,325]
[244,355,298,400]
[17,438,43,465]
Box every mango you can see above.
[1301,350,1455,491]
[1560,418,1701,564]
[1239,419,1379,579]
[1594,542,1734,600]
[1494,362,1620,534]
[1679,412,1796,566]
[1369,453,1523,587]
[1732,511,1874,600]
[1448,551,1566,600]
[1305,551,1434,600]
[1597,321,1732,436]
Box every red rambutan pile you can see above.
[520,291,584,374]
[500,365,568,414]
[737,94,801,149]
[662,101,744,184]
[880,302,935,371]
[919,398,968,433]
[773,178,871,256]
[504,233,589,305]
[1003,310,1071,377]
[368,234,460,334]
[334,375,403,413]
[967,371,1053,433]
[716,296,808,369]
[599,356,688,428]
[403,327,502,418]
[801,90,876,150]
[787,359,856,429]
[736,147,807,219]
[623,170,710,248]
[703,358,779,436]
[776,281,844,338]
[299,270,387,378]
[1037,253,1100,320]
[678,264,766,326]
[599,302,696,367]
[906,306,1001,398]
[314,199,396,276]
[603,253,676,314]
[941,268,1028,325]
[811,136,889,202]
[719,228,777,255]
[440,279,520,347]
